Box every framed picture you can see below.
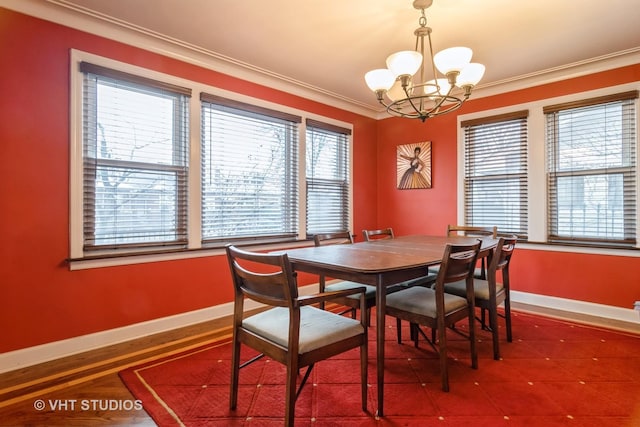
[397,141,432,189]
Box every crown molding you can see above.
[2,0,639,121]
[471,47,640,100]
[2,0,381,118]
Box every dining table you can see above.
[283,234,498,417]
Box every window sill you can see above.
[519,241,640,257]
[68,239,313,271]
[68,238,640,271]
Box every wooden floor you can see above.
[0,375,156,426]
[1,303,638,426]
[0,314,235,426]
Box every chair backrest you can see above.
[436,241,482,287]
[314,231,354,246]
[447,225,497,239]
[362,228,394,241]
[225,245,298,308]
[487,236,517,276]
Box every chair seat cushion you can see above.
[242,306,364,354]
[444,279,504,301]
[386,286,467,318]
[325,281,377,300]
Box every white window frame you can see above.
[458,82,640,255]
[305,119,352,235]
[69,50,353,269]
[461,111,529,239]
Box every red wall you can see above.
[376,65,640,309]
[1,8,638,355]
[0,9,378,353]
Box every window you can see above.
[80,62,190,250]
[545,91,638,247]
[305,119,351,235]
[72,53,353,264]
[461,111,529,239]
[200,94,300,244]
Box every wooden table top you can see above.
[284,234,496,274]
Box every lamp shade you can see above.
[386,79,407,102]
[425,78,451,96]
[386,50,422,78]
[456,63,485,87]
[364,69,395,92]
[433,47,472,75]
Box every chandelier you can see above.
[364,0,485,122]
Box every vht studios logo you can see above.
[33,399,143,411]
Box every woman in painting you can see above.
[398,145,430,189]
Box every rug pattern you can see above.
[119,311,640,426]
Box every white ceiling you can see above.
[8,0,640,113]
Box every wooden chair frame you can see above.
[226,245,368,426]
[446,236,517,360]
[447,225,498,279]
[386,242,481,392]
[362,227,394,241]
[446,225,498,239]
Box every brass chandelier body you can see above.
[364,0,485,122]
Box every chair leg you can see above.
[469,309,478,370]
[360,341,368,412]
[412,323,419,348]
[489,304,500,360]
[229,337,241,410]
[437,323,449,392]
[396,318,402,344]
[297,364,314,398]
[285,362,298,427]
[481,307,489,330]
[505,294,513,342]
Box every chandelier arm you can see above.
[404,88,428,118]
[429,95,465,116]
[429,82,460,112]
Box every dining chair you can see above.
[446,225,497,279]
[443,236,517,360]
[385,241,481,392]
[362,227,395,241]
[226,245,368,427]
[314,231,377,323]
[447,225,498,238]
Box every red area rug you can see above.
[119,311,640,426]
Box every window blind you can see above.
[305,119,351,235]
[81,62,190,250]
[200,94,300,243]
[545,91,638,247]
[462,111,529,239]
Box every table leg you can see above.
[375,275,385,417]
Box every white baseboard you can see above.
[0,302,230,375]
[1,286,637,374]
[511,291,640,324]
[0,284,318,374]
